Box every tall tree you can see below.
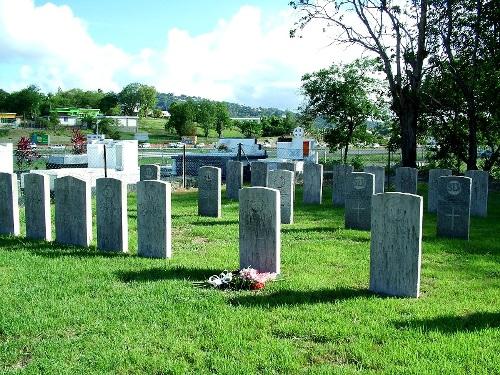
[291,0,429,167]
[196,99,216,138]
[300,58,381,163]
[214,102,231,138]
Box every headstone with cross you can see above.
[137,180,172,258]
[24,173,51,241]
[370,192,423,298]
[239,187,280,274]
[250,161,269,187]
[465,170,488,217]
[437,176,472,240]
[0,172,19,236]
[198,166,221,218]
[140,164,160,181]
[428,169,452,213]
[55,176,92,247]
[268,169,294,224]
[363,166,385,194]
[96,177,128,253]
[395,167,418,194]
[345,172,375,230]
[332,164,353,207]
[226,160,243,200]
[303,162,323,204]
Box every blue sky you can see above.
[0,0,355,109]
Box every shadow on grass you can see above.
[116,266,221,283]
[281,227,340,234]
[190,220,238,226]
[229,287,375,307]
[394,312,500,333]
[0,236,128,259]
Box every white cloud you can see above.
[0,0,366,109]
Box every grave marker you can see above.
[0,172,19,236]
[364,166,385,194]
[24,173,51,240]
[303,163,323,204]
[332,164,353,206]
[370,193,423,298]
[268,169,294,224]
[226,160,243,200]
[137,180,172,258]
[96,178,128,252]
[251,161,268,187]
[55,176,92,246]
[465,170,488,217]
[428,169,452,213]
[345,172,375,230]
[140,164,160,181]
[437,176,472,240]
[239,187,280,274]
[198,166,221,218]
[395,167,418,194]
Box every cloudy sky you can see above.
[0,0,362,110]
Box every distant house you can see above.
[51,107,100,126]
[0,113,20,126]
[104,116,138,130]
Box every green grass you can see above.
[1,186,499,374]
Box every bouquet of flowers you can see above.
[207,267,277,290]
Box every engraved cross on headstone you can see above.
[446,207,460,230]
[353,202,366,222]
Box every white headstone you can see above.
[251,161,269,187]
[198,166,221,218]
[137,180,172,258]
[226,160,243,200]
[303,163,323,204]
[364,166,385,194]
[55,176,92,247]
[345,172,375,230]
[0,172,19,235]
[395,167,418,194]
[370,193,423,298]
[96,178,128,252]
[140,164,160,181]
[0,143,13,174]
[464,170,488,217]
[24,173,51,241]
[332,165,353,206]
[239,187,280,274]
[437,176,472,240]
[268,170,294,224]
[428,169,452,213]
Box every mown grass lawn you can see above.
[1,184,499,374]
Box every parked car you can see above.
[139,142,151,148]
[48,144,65,150]
[169,142,185,148]
[194,143,205,148]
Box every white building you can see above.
[105,116,138,129]
[0,143,13,173]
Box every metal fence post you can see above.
[103,144,107,178]
[182,144,186,189]
[387,149,391,188]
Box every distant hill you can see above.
[156,93,288,118]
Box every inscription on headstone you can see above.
[140,164,160,181]
[465,170,488,217]
[137,180,172,258]
[345,172,375,230]
[364,166,385,194]
[55,176,92,247]
[239,187,280,274]
[251,161,269,187]
[96,178,128,252]
[428,169,452,213]
[268,170,294,224]
[303,163,323,204]
[395,167,418,194]
[332,165,353,206]
[0,172,19,236]
[198,166,221,218]
[24,173,51,240]
[370,193,423,298]
[437,176,472,240]
[226,160,243,200]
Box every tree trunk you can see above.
[399,98,418,168]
